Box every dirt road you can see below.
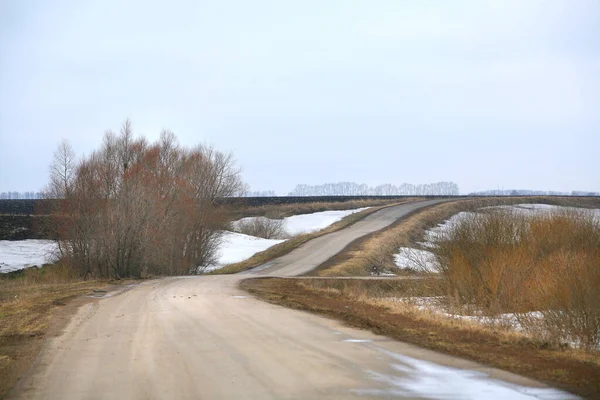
[12,200,576,399]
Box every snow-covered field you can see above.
[0,240,57,273]
[232,208,369,236]
[392,204,600,273]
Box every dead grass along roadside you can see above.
[0,267,135,399]
[241,277,600,399]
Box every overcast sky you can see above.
[1,0,598,194]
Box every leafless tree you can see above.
[46,139,76,198]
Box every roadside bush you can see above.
[46,120,245,278]
[234,217,287,239]
[432,208,600,349]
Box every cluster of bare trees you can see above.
[244,190,276,197]
[46,120,245,278]
[288,181,459,196]
[0,192,44,199]
[469,189,599,196]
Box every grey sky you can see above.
[1,0,598,194]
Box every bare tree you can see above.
[46,139,76,198]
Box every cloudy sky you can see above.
[1,0,598,194]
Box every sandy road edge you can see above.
[5,282,141,399]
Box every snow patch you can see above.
[232,208,369,237]
[205,207,370,272]
[0,240,57,273]
[393,247,438,273]
[201,232,284,272]
[283,208,369,235]
[355,349,579,399]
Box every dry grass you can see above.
[433,207,600,350]
[0,266,120,398]
[242,277,600,398]
[238,197,600,397]
[313,196,600,277]
[312,200,472,276]
[213,201,413,274]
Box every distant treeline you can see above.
[244,190,277,197]
[287,181,460,196]
[6,187,599,199]
[0,191,44,199]
[469,190,600,196]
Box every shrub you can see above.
[234,217,287,239]
[432,208,600,349]
[46,121,245,278]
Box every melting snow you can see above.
[204,207,370,272]
[394,247,439,273]
[201,232,284,272]
[232,208,369,237]
[283,208,369,235]
[0,240,57,273]
[355,349,580,399]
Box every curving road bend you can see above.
[12,200,577,399]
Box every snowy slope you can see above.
[204,232,284,272]
[206,207,370,271]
